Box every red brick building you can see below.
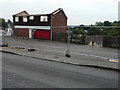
[13,8,67,40]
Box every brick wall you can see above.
[52,11,67,33]
[13,28,29,38]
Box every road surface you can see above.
[4,37,118,61]
[2,53,119,88]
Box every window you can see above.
[29,16,34,20]
[15,17,19,22]
[23,16,27,22]
[40,16,48,22]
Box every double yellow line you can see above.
[109,59,119,63]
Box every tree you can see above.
[103,21,112,26]
[78,29,84,34]
[118,21,120,24]
[79,24,84,27]
[110,28,119,36]
[113,21,118,25]
[0,18,8,29]
[95,22,103,26]
[88,28,103,35]
[7,19,13,27]
[72,29,85,34]
[103,31,109,35]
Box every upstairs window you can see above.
[23,16,27,22]
[15,17,19,22]
[40,16,48,22]
[29,16,34,20]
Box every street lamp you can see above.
[2,30,8,47]
[50,15,55,41]
[28,28,36,51]
[65,27,71,57]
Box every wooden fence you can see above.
[52,33,119,48]
[103,36,120,48]
[52,32,67,42]
[52,33,86,45]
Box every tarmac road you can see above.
[2,53,119,88]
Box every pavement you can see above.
[0,36,120,71]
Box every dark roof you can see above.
[51,8,67,19]
[13,8,67,18]
[51,8,63,14]
[29,14,50,16]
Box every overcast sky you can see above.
[0,0,120,25]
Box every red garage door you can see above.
[34,30,50,40]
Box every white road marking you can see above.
[45,49,118,61]
[33,44,118,55]
[89,55,108,59]
[71,52,89,56]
